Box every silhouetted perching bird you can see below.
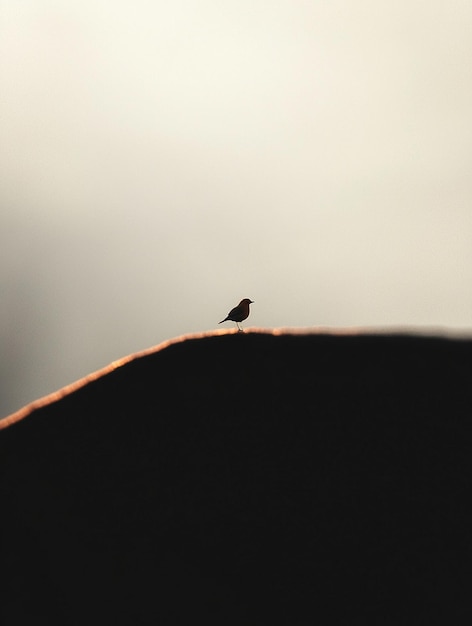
[219,298,254,332]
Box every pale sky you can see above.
[1,1,472,417]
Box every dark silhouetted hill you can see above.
[2,330,472,625]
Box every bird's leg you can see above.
[237,322,243,332]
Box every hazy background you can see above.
[1,1,471,418]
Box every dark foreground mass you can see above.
[1,332,472,625]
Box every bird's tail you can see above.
[218,318,227,324]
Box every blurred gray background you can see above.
[1,1,471,418]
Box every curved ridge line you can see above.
[2,324,461,430]
[0,327,285,429]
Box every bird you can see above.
[219,298,254,332]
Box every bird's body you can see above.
[219,298,254,331]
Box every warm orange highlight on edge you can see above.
[0,328,269,429]
[1,325,464,430]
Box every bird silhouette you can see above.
[219,298,254,332]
